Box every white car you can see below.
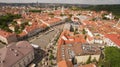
[29,63,36,67]
[30,44,39,49]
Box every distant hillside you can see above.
[0,3,120,17]
[84,5,120,18]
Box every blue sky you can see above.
[0,0,120,4]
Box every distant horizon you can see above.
[0,2,120,5]
[0,0,120,5]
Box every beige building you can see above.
[75,55,100,64]
[0,41,34,67]
[75,44,101,64]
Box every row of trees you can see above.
[69,5,120,18]
[84,5,120,18]
[70,6,82,11]
[29,10,42,13]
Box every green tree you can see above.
[70,26,74,32]
[82,29,86,34]
[92,57,97,62]
[74,28,79,35]
[29,10,42,13]
[72,57,77,64]
[104,47,120,67]
[49,54,54,60]
[51,61,54,65]
[84,35,87,40]
[0,14,21,32]
[86,55,91,64]
[98,58,104,67]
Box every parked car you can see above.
[29,63,36,67]
[30,44,40,49]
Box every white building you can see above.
[105,13,115,20]
[104,34,120,48]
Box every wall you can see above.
[75,55,100,64]
[12,50,34,67]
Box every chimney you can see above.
[10,48,14,51]
[14,50,18,53]
[0,57,5,63]
[0,60,5,63]
[15,53,19,56]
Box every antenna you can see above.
[36,0,39,7]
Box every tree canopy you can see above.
[84,5,120,18]
[104,47,120,67]
[0,14,21,32]
[29,10,42,13]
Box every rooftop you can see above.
[0,30,15,38]
[0,41,33,67]
[81,44,101,55]
[57,43,82,62]
[58,60,73,67]
[105,34,120,47]
[83,20,120,34]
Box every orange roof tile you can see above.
[18,31,27,37]
[0,30,15,38]
[58,60,73,67]
[105,34,120,47]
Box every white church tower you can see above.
[61,6,64,14]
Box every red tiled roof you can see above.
[105,34,120,47]
[43,17,61,25]
[58,60,73,67]
[0,30,15,38]
[18,31,27,37]
[25,22,41,32]
[57,30,86,67]
[58,30,86,45]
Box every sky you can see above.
[0,0,120,4]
